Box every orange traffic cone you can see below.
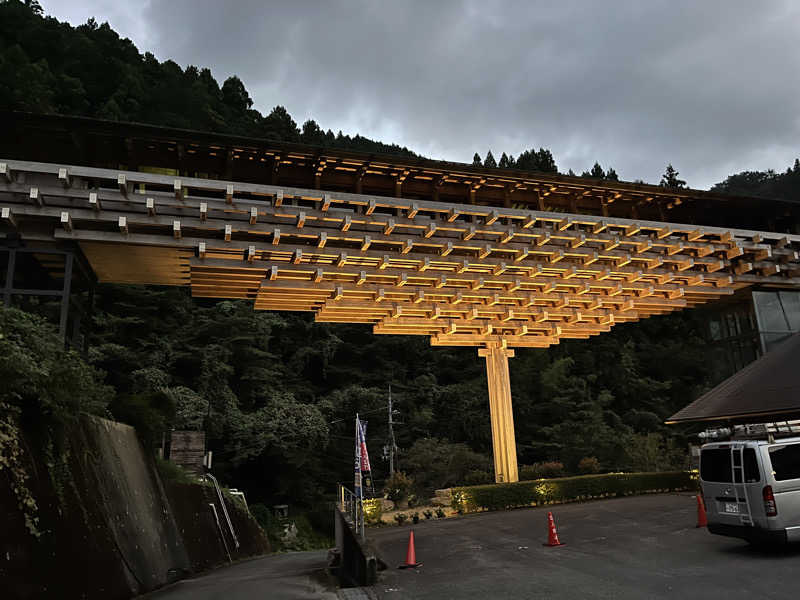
[398,530,423,569]
[544,512,564,547]
[696,495,708,528]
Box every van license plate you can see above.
[724,502,739,514]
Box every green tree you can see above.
[0,307,110,421]
[516,147,558,173]
[472,152,482,166]
[660,164,686,188]
[581,162,605,178]
[258,105,300,141]
[402,437,491,494]
[300,119,325,145]
[0,1,417,156]
[484,150,497,168]
[221,75,252,112]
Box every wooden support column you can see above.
[59,253,73,339]
[3,247,16,307]
[478,342,519,483]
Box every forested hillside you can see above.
[2,1,800,510]
[88,285,715,504]
[712,160,800,202]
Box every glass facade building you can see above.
[705,289,800,378]
[752,290,800,353]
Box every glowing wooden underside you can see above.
[2,159,799,349]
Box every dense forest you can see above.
[2,1,800,511]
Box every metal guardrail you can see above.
[206,472,240,549]
[338,483,365,539]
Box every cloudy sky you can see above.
[44,0,800,189]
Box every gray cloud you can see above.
[45,0,800,188]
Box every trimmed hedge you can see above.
[451,471,697,513]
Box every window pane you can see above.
[701,448,760,482]
[768,444,800,481]
[753,291,790,332]
[778,291,800,332]
[744,449,760,483]
[701,449,731,482]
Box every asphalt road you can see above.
[369,493,800,599]
[143,550,339,600]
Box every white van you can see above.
[699,429,800,545]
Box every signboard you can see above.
[169,431,206,475]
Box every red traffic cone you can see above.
[544,512,564,547]
[398,530,423,569]
[696,495,708,528]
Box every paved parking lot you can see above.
[369,493,800,599]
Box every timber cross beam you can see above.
[2,159,800,482]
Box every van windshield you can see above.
[700,448,760,482]
[767,443,800,481]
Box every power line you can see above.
[328,404,390,425]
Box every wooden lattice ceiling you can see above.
[2,160,799,350]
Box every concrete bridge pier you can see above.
[478,343,519,483]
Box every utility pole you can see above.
[388,384,397,476]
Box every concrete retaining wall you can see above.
[334,508,377,587]
[0,415,269,599]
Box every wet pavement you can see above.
[369,493,800,599]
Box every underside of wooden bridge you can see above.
[2,158,799,482]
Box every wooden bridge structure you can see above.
[2,118,800,482]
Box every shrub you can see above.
[250,503,276,534]
[412,512,420,524]
[0,307,112,537]
[281,514,333,551]
[0,307,111,420]
[384,471,414,508]
[155,457,196,484]
[251,505,332,551]
[451,471,696,513]
[624,432,689,472]
[250,503,283,545]
[463,469,492,486]
[519,461,565,480]
[402,437,491,495]
[109,391,175,448]
[394,513,408,525]
[540,462,565,478]
[363,498,383,525]
[578,457,601,474]
[423,509,433,520]
[435,508,446,518]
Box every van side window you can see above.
[742,449,760,482]
[700,448,760,482]
[768,443,800,481]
